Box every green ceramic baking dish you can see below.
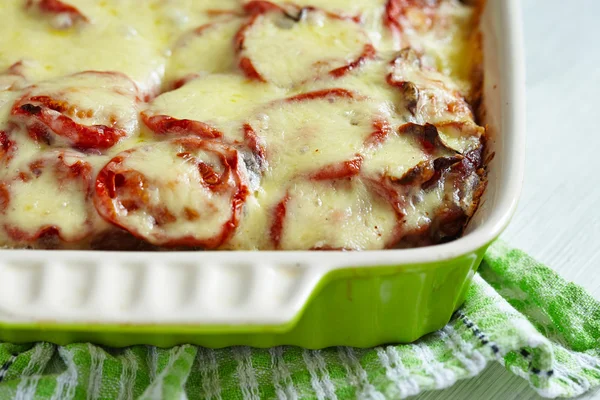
[0,0,524,348]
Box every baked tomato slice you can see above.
[142,73,285,145]
[0,130,15,167]
[236,2,374,86]
[384,0,440,39]
[141,114,222,139]
[11,71,140,150]
[269,178,399,250]
[25,0,89,29]
[0,61,29,91]
[0,91,25,168]
[0,149,94,245]
[94,138,250,248]
[245,88,387,181]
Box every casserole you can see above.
[1,0,485,252]
[0,0,524,348]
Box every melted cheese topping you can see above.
[94,139,247,247]
[0,1,166,94]
[12,72,141,148]
[0,0,484,250]
[155,0,242,34]
[3,150,92,242]
[436,121,483,154]
[145,74,286,143]
[278,179,398,250]
[362,133,429,180]
[165,18,244,88]
[240,8,371,87]
[248,94,382,180]
[248,0,388,48]
[398,1,480,91]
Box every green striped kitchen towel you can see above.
[0,241,599,399]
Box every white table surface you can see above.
[415,0,600,399]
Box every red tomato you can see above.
[26,0,89,28]
[1,150,94,244]
[94,137,249,248]
[236,3,374,85]
[141,113,222,139]
[11,72,140,150]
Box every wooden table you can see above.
[415,0,600,398]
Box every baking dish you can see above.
[0,0,524,348]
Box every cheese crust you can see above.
[0,0,485,250]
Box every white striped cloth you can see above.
[0,241,598,399]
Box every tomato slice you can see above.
[141,113,222,139]
[94,138,250,248]
[270,178,399,250]
[0,183,8,214]
[365,118,393,147]
[384,0,440,39]
[0,130,15,166]
[269,192,289,248]
[143,74,285,147]
[0,150,94,244]
[245,88,385,181]
[285,88,356,102]
[329,44,376,78]
[0,62,28,91]
[236,2,374,86]
[309,155,363,181]
[10,72,140,150]
[25,0,89,29]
